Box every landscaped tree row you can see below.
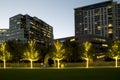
[0,40,120,68]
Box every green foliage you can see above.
[36,45,49,60]
[108,40,120,67]
[108,40,120,58]
[0,42,11,61]
[64,41,79,62]
[50,41,65,61]
[22,40,40,61]
[81,41,96,59]
[6,40,25,62]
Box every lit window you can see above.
[94,38,106,42]
[17,22,21,24]
[107,5,112,9]
[102,44,108,47]
[84,28,88,30]
[30,22,34,25]
[98,26,101,30]
[101,39,106,42]
[94,22,97,24]
[108,29,113,34]
[108,24,112,27]
[70,38,75,42]
[79,23,82,25]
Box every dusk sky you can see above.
[0,0,120,39]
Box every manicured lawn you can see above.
[0,68,120,80]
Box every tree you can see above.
[22,40,40,68]
[6,40,25,62]
[81,41,95,68]
[64,41,79,62]
[0,42,11,68]
[50,41,65,68]
[108,40,120,68]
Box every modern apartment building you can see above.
[9,14,53,47]
[74,0,120,44]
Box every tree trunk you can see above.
[86,58,89,68]
[115,57,118,68]
[4,60,6,69]
[30,60,33,69]
[57,60,60,68]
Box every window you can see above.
[84,27,88,30]
[94,22,97,24]
[70,38,75,42]
[79,23,82,25]
[102,44,108,47]
[108,29,113,34]
[60,40,65,43]
[17,22,21,24]
[108,24,112,27]
[98,26,101,30]
[107,5,112,9]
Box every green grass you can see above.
[0,68,120,80]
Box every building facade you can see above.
[9,14,53,47]
[74,0,120,44]
[116,3,120,39]
[0,29,9,43]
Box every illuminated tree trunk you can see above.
[86,58,89,68]
[57,60,60,68]
[115,57,118,68]
[30,60,33,69]
[4,60,6,69]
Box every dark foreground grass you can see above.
[0,68,120,80]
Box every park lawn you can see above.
[0,68,120,80]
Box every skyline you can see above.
[0,0,120,39]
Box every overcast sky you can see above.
[0,0,120,39]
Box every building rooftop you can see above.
[74,0,113,10]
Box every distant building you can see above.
[74,0,120,44]
[54,36,75,43]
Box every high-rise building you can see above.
[74,0,120,43]
[9,14,53,47]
